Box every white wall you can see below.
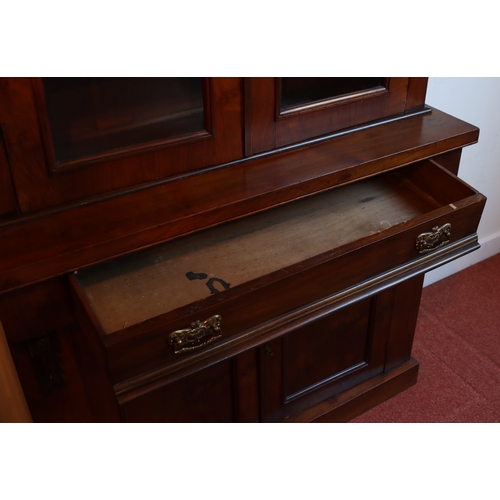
[424,78,500,286]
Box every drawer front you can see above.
[70,160,486,388]
[103,208,483,386]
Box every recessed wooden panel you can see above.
[259,292,393,422]
[283,298,372,399]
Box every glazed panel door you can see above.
[245,77,428,155]
[0,77,244,212]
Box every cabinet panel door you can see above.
[0,77,244,212]
[120,360,237,423]
[245,77,427,155]
[260,291,394,422]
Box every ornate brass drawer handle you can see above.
[416,223,451,254]
[169,315,222,354]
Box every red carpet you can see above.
[352,252,500,422]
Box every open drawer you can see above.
[70,158,486,393]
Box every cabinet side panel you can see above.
[0,320,32,422]
[0,278,92,422]
[5,326,93,422]
[430,149,463,175]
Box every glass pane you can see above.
[43,77,205,163]
[280,77,385,110]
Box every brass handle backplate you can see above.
[169,315,222,354]
[415,223,451,254]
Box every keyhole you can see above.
[265,346,274,357]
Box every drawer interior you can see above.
[74,160,478,335]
